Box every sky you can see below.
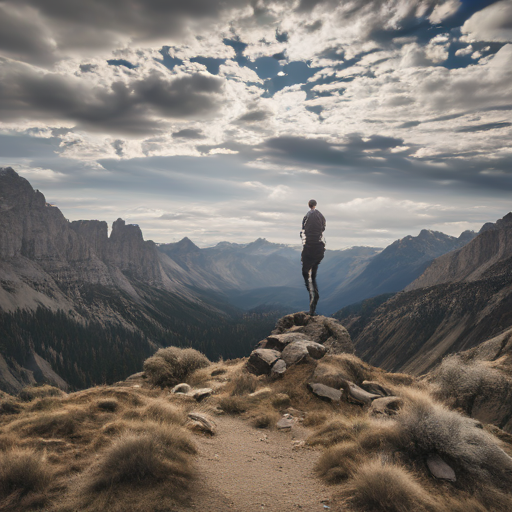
[1,0,512,249]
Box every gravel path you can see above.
[176,415,333,512]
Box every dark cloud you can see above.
[172,128,205,139]
[457,121,512,132]
[236,110,272,123]
[0,62,225,134]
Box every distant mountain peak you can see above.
[176,237,200,251]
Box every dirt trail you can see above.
[176,415,333,512]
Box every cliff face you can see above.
[350,213,512,375]
[406,214,512,290]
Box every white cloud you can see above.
[461,0,512,43]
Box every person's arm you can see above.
[302,214,308,230]
[321,212,326,232]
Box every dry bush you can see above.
[218,396,249,414]
[273,364,322,408]
[69,386,146,407]
[0,448,54,501]
[427,355,511,418]
[319,354,375,385]
[396,388,512,486]
[96,399,119,412]
[251,411,280,429]
[229,372,258,396]
[308,418,370,447]
[341,459,438,512]
[271,393,291,409]
[18,385,65,402]
[143,347,210,388]
[29,397,61,412]
[69,425,196,512]
[0,399,22,415]
[9,409,87,439]
[316,441,362,483]
[303,411,330,427]
[138,399,186,425]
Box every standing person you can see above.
[301,199,326,316]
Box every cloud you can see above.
[172,128,205,139]
[0,61,225,134]
[461,1,512,43]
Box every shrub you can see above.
[303,411,329,427]
[308,419,367,447]
[144,347,210,388]
[10,410,86,438]
[218,396,248,414]
[139,399,185,425]
[18,385,65,402]
[0,400,22,415]
[251,412,280,429]
[271,393,291,409]
[316,441,361,483]
[72,425,197,511]
[29,397,61,412]
[96,399,119,412]
[230,372,258,396]
[342,459,438,512]
[396,389,512,486]
[0,448,53,499]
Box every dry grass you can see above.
[251,411,280,429]
[303,411,330,427]
[96,398,119,412]
[18,384,65,402]
[228,371,258,396]
[218,395,250,414]
[143,346,210,388]
[341,459,438,512]
[0,399,22,415]
[0,448,55,511]
[271,393,291,409]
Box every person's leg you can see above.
[309,263,320,315]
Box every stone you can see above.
[271,359,287,379]
[266,333,312,351]
[246,349,282,375]
[189,388,213,402]
[361,380,393,397]
[369,396,403,416]
[171,383,192,394]
[281,342,310,366]
[187,412,216,435]
[281,340,327,366]
[277,417,295,430]
[210,368,227,377]
[256,339,268,349]
[426,454,456,482]
[308,382,342,402]
[341,380,381,405]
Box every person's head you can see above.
[308,199,317,209]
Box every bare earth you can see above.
[176,415,333,512]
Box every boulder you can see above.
[189,388,213,402]
[308,382,342,402]
[246,349,281,375]
[266,333,312,351]
[187,412,216,435]
[426,454,456,482]
[341,380,381,405]
[271,359,287,379]
[256,339,268,349]
[171,383,192,394]
[361,380,393,397]
[369,396,403,417]
[281,342,310,366]
[281,340,327,366]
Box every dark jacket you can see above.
[302,209,326,242]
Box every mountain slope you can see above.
[348,213,512,375]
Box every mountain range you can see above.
[336,212,512,375]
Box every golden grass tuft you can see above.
[0,399,22,415]
[308,418,370,447]
[143,346,210,388]
[68,424,197,512]
[342,459,438,512]
[271,393,291,409]
[218,395,249,414]
[228,371,258,396]
[251,411,280,429]
[0,448,54,501]
[18,384,65,402]
[303,410,330,427]
[96,398,119,412]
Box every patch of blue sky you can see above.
[107,59,137,69]
[155,46,184,71]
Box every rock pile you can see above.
[246,312,354,378]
